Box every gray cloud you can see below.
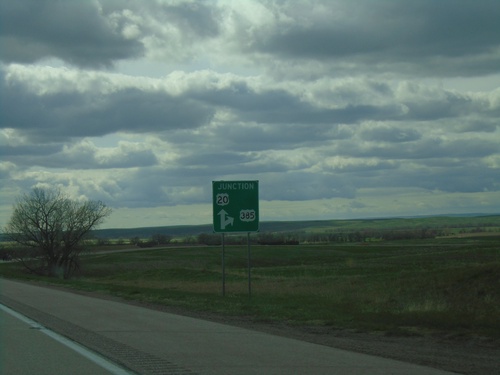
[248,0,500,77]
[154,1,221,38]
[0,143,62,158]
[261,172,356,201]
[0,71,214,141]
[0,0,144,67]
[401,94,474,121]
[335,136,500,161]
[177,151,254,168]
[192,81,405,125]
[387,163,498,194]
[0,138,158,170]
[210,123,351,151]
[360,126,421,143]
[454,120,498,133]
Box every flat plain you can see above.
[2,236,498,339]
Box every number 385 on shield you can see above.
[240,209,256,222]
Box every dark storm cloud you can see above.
[251,0,500,77]
[322,159,398,174]
[210,123,351,151]
[455,120,498,133]
[68,88,213,136]
[46,145,158,170]
[0,0,144,67]
[177,151,254,169]
[335,159,497,198]
[360,126,421,143]
[168,152,274,180]
[0,136,157,169]
[336,136,500,161]
[402,94,474,121]
[192,81,405,124]
[374,163,499,194]
[0,71,214,141]
[0,142,62,158]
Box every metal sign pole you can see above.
[247,232,251,298]
[222,233,225,297]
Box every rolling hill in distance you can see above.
[91,214,500,240]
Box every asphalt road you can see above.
[0,305,132,375]
[0,278,459,375]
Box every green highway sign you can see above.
[212,180,259,233]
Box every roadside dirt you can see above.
[241,321,500,375]
[47,285,498,375]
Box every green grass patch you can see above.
[1,240,499,338]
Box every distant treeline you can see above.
[2,226,499,260]
[88,226,495,247]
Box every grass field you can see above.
[1,235,499,339]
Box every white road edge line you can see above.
[0,303,135,375]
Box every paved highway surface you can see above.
[0,278,459,375]
[0,305,131,375]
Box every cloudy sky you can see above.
[1,0,500,229]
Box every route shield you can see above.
[212,180,259,233]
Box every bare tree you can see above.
[4,188,112,278]
[151,233,172,245]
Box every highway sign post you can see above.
[213,180,259,297]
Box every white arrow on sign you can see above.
[217,209,234,230]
